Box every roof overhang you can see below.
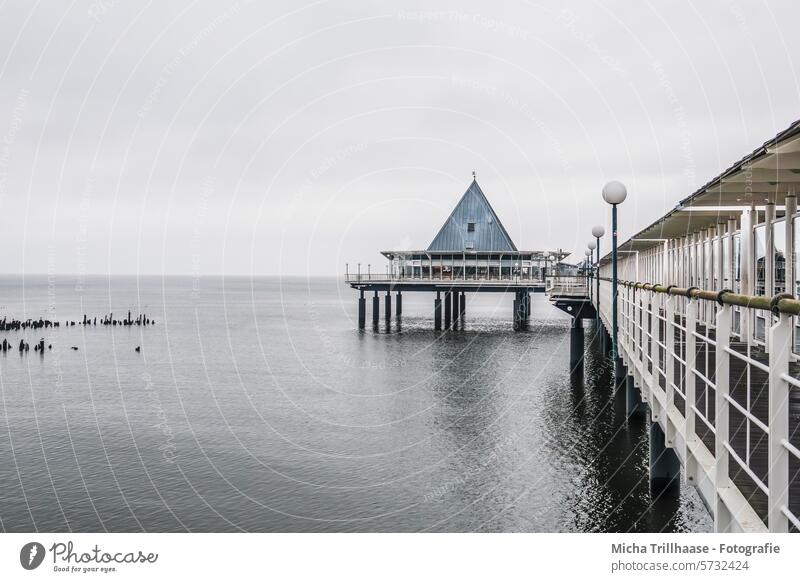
[604,118,800,262]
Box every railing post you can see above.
[768,312,791,532]
[685,298,698,485]
[649,290,659,403]
[714,304,731,532]
[665,295,676,447]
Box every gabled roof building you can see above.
[346,177,572,331]
[378,178,569,281]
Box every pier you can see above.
[345,178,569,330]
[345,122,800,534]
[571,119,800,533]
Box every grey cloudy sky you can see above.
[1,0,799,276]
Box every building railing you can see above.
[344,272,548,284]
[546,275,590,296]
[596,277,800,533]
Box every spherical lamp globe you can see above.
[602,181,627,205]
[591,225,605,238]
[588,240,597,250]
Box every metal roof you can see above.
[427,180,518,252]
[603,117,800,261]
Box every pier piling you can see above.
[649,420,680,497]
[434,292,442,331]
[358,290,366,329]
[385,291,391,327]
[396,292,402,317]
[626,375,646,419]
[444,292,451,329]
[372,291,379,328]
[569,318,584,372]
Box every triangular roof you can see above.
[427,179,518,252]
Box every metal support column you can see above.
[452,289,460,326]
[396,291,402,317]
[385,291,391,327]
[569,317,584,372]
[358,289,365,329]
[649,420,680,497]
[434,292,442,331]
[626,375,645,419]
[444,292,451,329]
[372,291,379,328]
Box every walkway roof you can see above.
[605,118,800,259]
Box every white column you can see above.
[726,218,737,289]
[767,312,792,532]
[740,207,754,343]
[786,194,796,297]
[715,223,724,289]
[766,202,776,298]
[714,304,732,532]
[684,297,698,484]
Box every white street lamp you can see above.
[602,181,627,390]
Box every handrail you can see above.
[600,277,800,315]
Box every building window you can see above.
[467,222,475,232]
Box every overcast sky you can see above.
[1,0,799,276]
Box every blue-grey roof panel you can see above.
[427,180,517,252]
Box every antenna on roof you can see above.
[472,170,476,180]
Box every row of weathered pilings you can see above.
[0,311,156,331]
[0,311,156,355]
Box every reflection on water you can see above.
[0,276,711,532]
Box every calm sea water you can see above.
[0,276,711,532]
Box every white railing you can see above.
[597,278,799,533]
[546,275,590,296]
[344,273,547,284]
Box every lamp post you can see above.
[591,226,605,322]
[602,181,627,389]
[584,249,592,293]
[587,241,596,302]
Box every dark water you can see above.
[0,276,711,532]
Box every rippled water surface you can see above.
[0,276,711,532]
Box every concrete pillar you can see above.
[396,291,402,316]
[372,291,379,328]
[385,291,391,326]
[626,375,645,419]
[513,293,520,331]
[358,290,366,329]
[460,292,466,319]
[444,292,451,329]
[569,317,584,372]
[434,292,442,331]
[452,290,460,326]
[649,420,680,497]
